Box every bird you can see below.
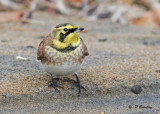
[37,23,89,96]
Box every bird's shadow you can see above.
[53,77,76,83]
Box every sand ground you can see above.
[0,13,160,113]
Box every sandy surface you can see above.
[0,13,160,113]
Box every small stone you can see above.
[128,105,132,109]
[21,45,35,50]
[143,41,148,45]
[26,45,34,48]
[1,40,7,42]
[36,35,45,39]
[98,38,107,42]
[98,12,111,18]
[131,85,142,94]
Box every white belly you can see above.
[42,62,81,76]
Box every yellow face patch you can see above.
[53,33,80,50]
[52,24,81,50]
[65,32,80,48]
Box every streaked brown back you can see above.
[80,38,89,56]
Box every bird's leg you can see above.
[74,72,87,96]
[48,74,63,91]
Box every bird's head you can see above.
[50,23,84,50]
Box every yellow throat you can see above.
[53,33,80,50]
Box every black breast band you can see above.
[54,44,78,52]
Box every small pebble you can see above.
[143,41,148,45]
[26,45,34,49]
[1,40,7,43]
[131,85,142,94]
[36,35,45,39]
[21,45,35,50]
[98,12,111,18]
[128,105,132,109]
[98,38,108,42]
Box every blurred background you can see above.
[0,0,160,28]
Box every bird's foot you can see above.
[48,79,64,91]
[74,72,87,97]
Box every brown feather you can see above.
[80,38,89,56]
[37,40,44,60]
[37,34,53,60]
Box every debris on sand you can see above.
[16,56,29,61]
[98,38,107,42]
[0,11,24,22]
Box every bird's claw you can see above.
[75,72,87,97]
[49,80,64,92]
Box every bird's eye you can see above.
[64,28,68,32]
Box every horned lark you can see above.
[37,23,89,96]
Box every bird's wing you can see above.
[80,38,89,56]
[37,34,54,61]
[37,40,44,60]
